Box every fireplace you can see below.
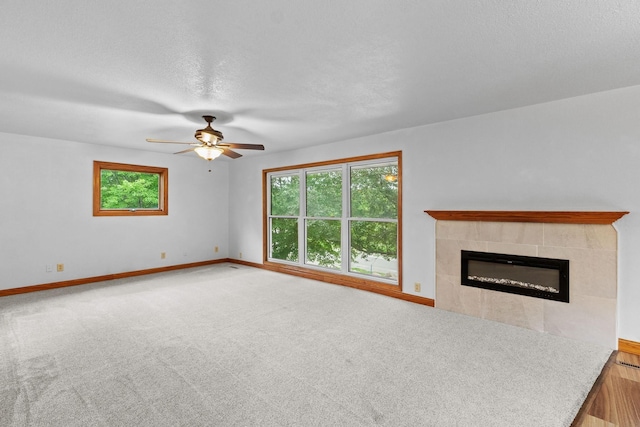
[461,250,569,303]
[427,211,625,347]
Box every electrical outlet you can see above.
[214,246,219,253]
[239,252,242,259]
[161,252,166,259]
[414,282,421,292]
[46,264,53,272]
[57,263,64,272]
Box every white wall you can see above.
[0,132,229,290]
[228,84,640,343]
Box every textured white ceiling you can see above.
[1,1,639,158]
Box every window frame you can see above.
[93,161,168,216]
[263,151,402,291]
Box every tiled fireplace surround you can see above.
[427,211,628,349]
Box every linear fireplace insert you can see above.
[461,250,569,303]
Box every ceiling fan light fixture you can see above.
[194,146,223,161]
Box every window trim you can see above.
[262,151,402,292]
[93,161,168,216]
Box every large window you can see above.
[266,153,401,285]
[93,161,168,216]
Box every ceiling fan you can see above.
[146,115,265,160]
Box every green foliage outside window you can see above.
[306,219,341,269]
[349,220,397,278]
[350,164,398,218]
[306,169,341,217]
[270,218,299,262]
[270,175,299,216]
[100,170,160,209]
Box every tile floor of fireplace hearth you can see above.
[572,351,640,426]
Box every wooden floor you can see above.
[572,351,640,427]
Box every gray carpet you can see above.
[0,264,611,426]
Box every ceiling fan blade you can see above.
[221,147,243,159]
[146,138,196,145]
[174,147,197,155]
[217,142,265,150]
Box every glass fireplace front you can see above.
[461,250,569,303]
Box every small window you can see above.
[93,161,168,216]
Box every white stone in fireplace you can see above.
[435,221,617,348]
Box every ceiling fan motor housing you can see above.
[195,126,224,145]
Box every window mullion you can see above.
[349,217,397,223]
[341,164,350,274]
[299,170,306,266]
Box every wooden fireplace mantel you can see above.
[425,210,629,225]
